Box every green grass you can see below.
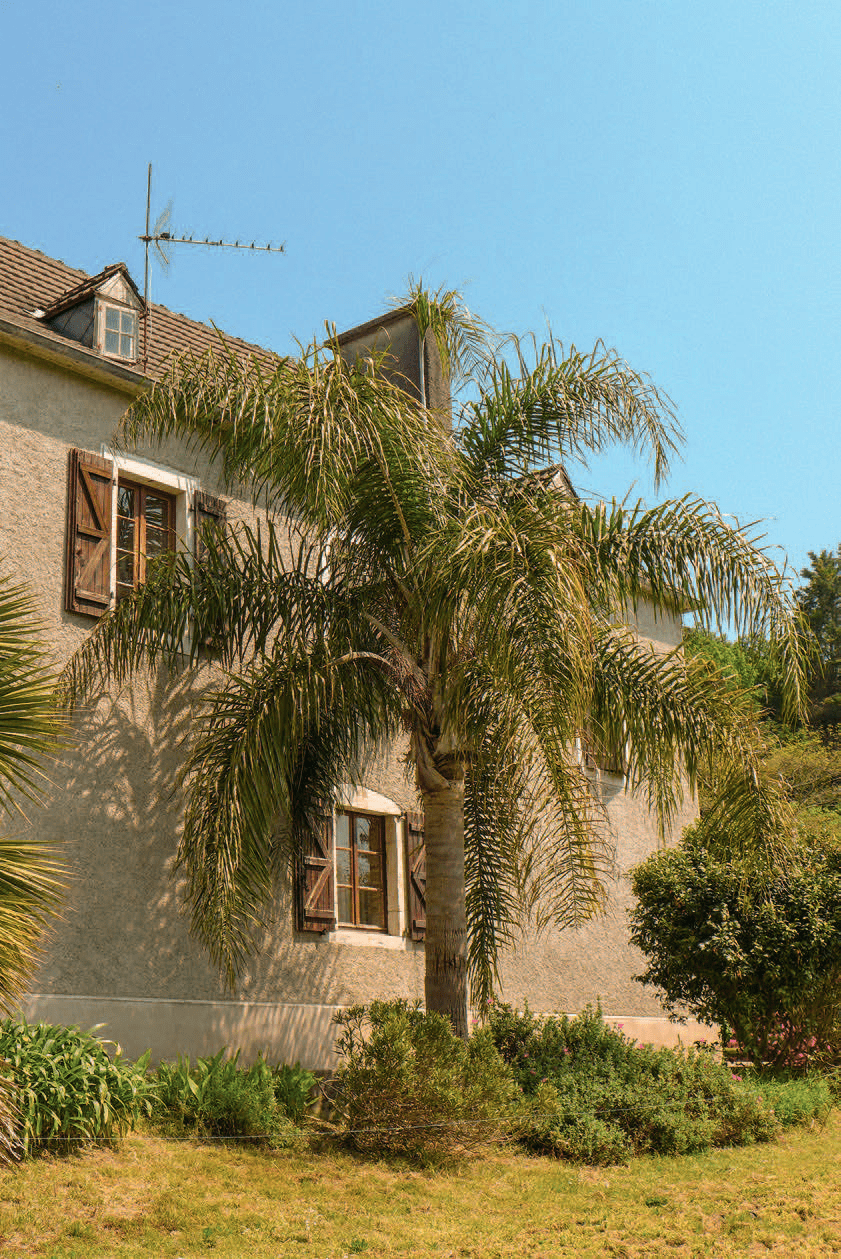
[0,1113,839,1257]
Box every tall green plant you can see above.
[60,289,808,1034]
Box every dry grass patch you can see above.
[0,1115,840,1257]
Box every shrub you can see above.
[486,1004,781,1163]
[630,824,841,1069]
[0,1019,153,1156]
[272,1062,318,1123]
[331,1000,518,1157]
[153,1049,304,1147]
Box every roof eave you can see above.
[0,311,150,396]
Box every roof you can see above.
[0,235,277,381]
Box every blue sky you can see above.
[3,1,839,586]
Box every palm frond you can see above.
[459,338,681,488]
[391,278,497,394]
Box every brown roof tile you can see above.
[0,235,278,380]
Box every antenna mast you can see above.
[139,163,285,369]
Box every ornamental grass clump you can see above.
[485,1004,785,1164]
[331,1000,518,1158]
[0,1018,153,1157]
[153,1049,309,1147]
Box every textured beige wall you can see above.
[2,336,696,1066]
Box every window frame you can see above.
[115,477,177,601]
[96,300,138,362]
[335,810,389,931]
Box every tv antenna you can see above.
[138,162,285,366]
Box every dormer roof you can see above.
[40,262,143,320]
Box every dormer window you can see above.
[102,305,137,361]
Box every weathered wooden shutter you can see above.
[193,489,227,562]
[298,809,337,933]
[65,449,114,617]
[583,727,625,777]
[405,810,426,941]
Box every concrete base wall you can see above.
[22,994,716,1070]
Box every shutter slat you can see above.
[65,450,114,617]
[405,810,426,941]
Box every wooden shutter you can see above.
[583,727,625,777]
[65,449,114,617]
[298,809,337,933]
[405,810,426,941]
[193,489,227,562]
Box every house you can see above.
[0,235,701,1068]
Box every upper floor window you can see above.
[116,479,176,600]
[100,304,137,361]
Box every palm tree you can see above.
[0,575,64,1013]
[60,290,807,1036]
[0,574,65,1160]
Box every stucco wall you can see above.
[1,334,697,1067]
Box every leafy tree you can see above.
[631,822,841,1070]
[797,546,841,727]
[60,289,807,1035]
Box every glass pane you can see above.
[335,814,350,848]
[357,852,382,889]
[121,310,136,334]
[116,553,134,585]
[338,887,353,924]
[358,889,384,929]
[117,485,135,517]
[120,333,134,358]
[355,816,374,851]
[336,849,351,885]
[117,518,134,550]
[105,329,119,354]
[145,525,168,557]
[144,494,169,530]
[105,307,120,331]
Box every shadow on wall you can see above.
[30,665,345,1017]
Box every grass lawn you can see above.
[1,1113,840,1258]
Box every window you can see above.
[65,448,226,618]
[297,791,426,944]
[101,304,137,360]
[116,479,176,600]
[335,811,388,929]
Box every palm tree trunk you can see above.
[421,779,468,1038]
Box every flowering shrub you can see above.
[630,824,841,1070]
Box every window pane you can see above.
[336,849,351,885]
[355,816,375,851]
[116,553,134,585]
[357,852,382,889]
[145,525,169,557]
[335,814,350,848]
[144,494,169,530]
[338,887,353,924]
[358,889,384,928]
[117,485,135,517]
[120,333,134,358]
[117,518,134,550]
[105,307,120,331]
[121,310,136,334]
[105,329,119,354]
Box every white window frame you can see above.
[96,300,138,362]
[318,786,420,951]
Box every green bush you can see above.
[0,1019,153,1156]
[630,824,841,1069]
[272,1062,318,1123]
[153,1049,304,1147]
[332,1000,518,1157]
[486,1004,782,1163]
